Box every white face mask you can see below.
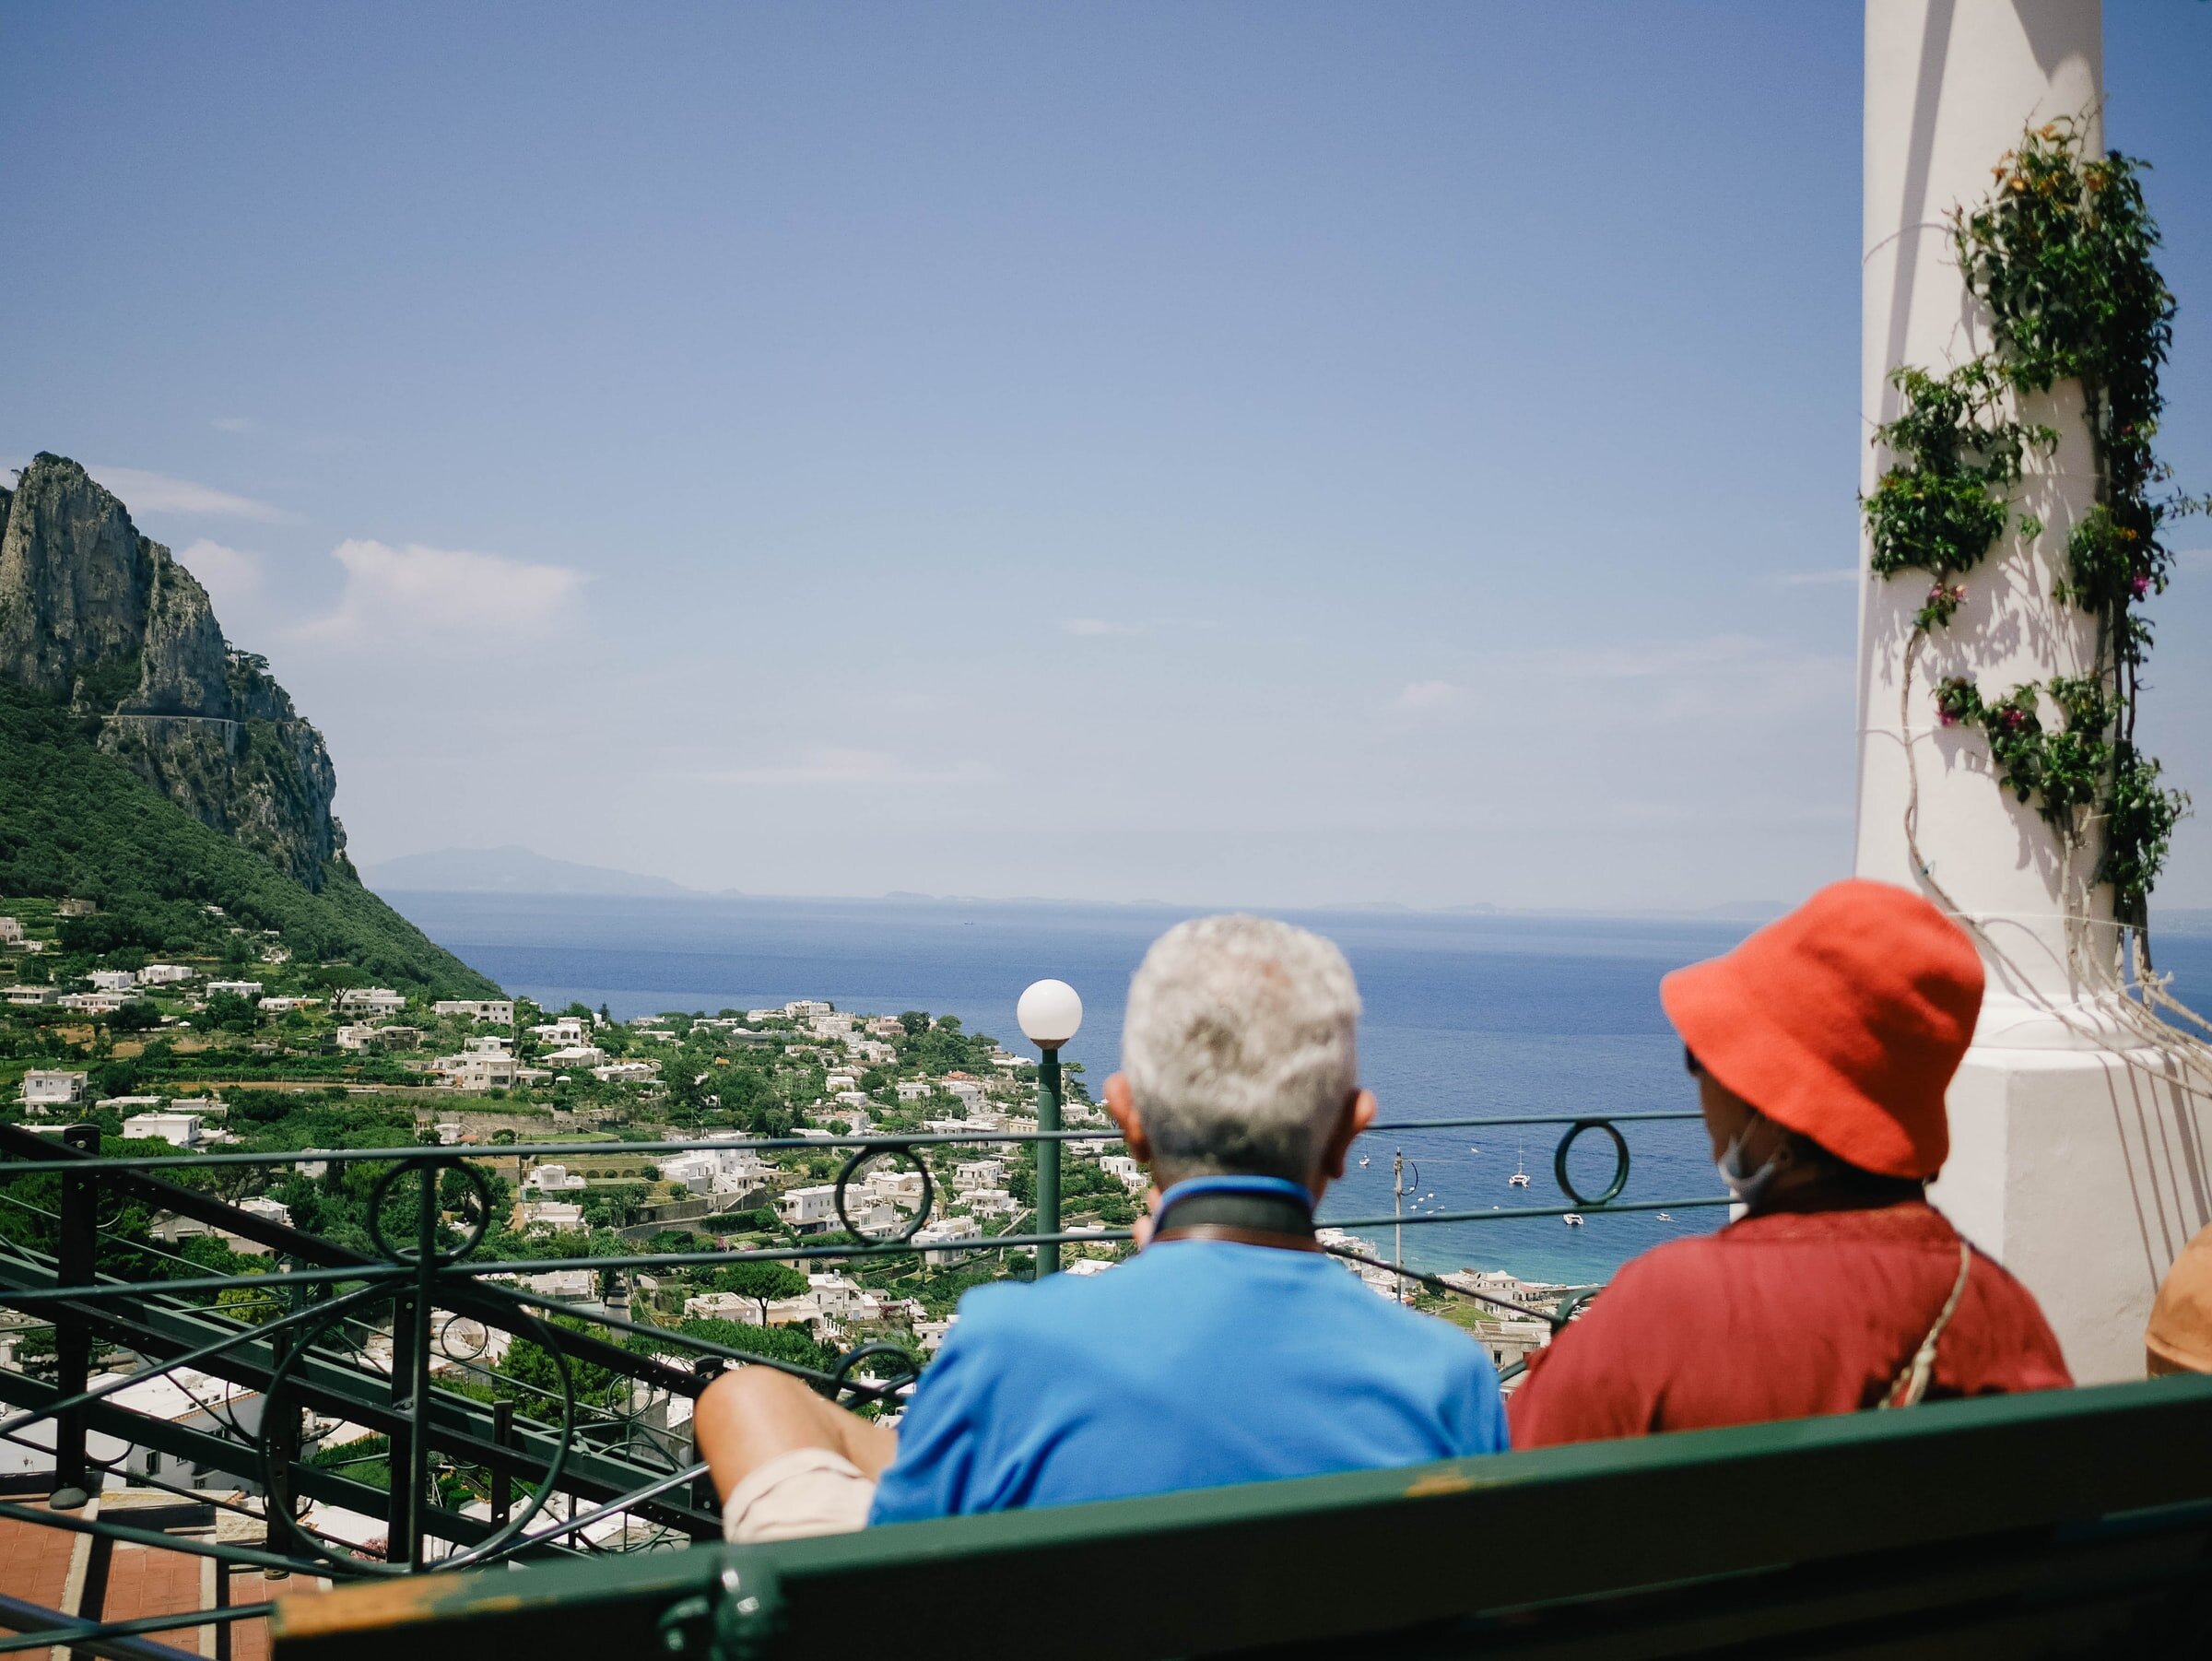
[1716,1125,1784,1208]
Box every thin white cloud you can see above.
[175,539,262,606]
[1775,567,1860,586]
[1394,679,1465,712]
[1063,618,1141,637]
[686,748,998,786]
[211,417,256,434]
[297,539,588,643]
[87,464,291,523]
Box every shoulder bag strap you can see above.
[1881,1239,1974,1409]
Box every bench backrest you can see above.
[275,1373,2212,1660]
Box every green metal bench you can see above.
[274,1372,2212,1660]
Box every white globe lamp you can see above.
[1017,979,1083,1052]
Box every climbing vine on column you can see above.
[1862,116,2205,926]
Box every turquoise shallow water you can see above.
[380,891,2212,1286]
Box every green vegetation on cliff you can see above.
[0,681,498,995]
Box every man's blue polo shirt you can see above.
[867,1238,1508,1523]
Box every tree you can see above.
[678,1317,831,1373]
[204,991,258,1031]
[712,1261,809,1323]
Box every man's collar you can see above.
[1151,1175,1319,1252]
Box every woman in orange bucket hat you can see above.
[1510,880,2071,1447]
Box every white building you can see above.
[520,1268,594,1302]
[123,1112,202,1148]
[913,1216,981,1267]
[87,969,137,992]
[435,1051,518,1090]
[5,986,58,1007]
[528,1163,590,1192]
[952,1158,1008,1192]
[782,1000,833,1019]
[238,1196,293,1230]
[541,1044,608,1070]
[21,1070,88,1113]
[532,1016,591,1045]
[519,1198,586,1230]
[206,980,264,998]
[435,999,516,1025]
[657,1151,718,1193]
[965,1188,1018,1219]
[137,964,195,985]
[334,1023,379,1052]
[57,991,132,1015]
[0,917,20,944]
[593,1059,657,1084]
[1099,1155,1147,1194]
[698,1139,775,1194]
[778,1184,841,1232]
[895,1081,933,1102]
[335,987,406,1017]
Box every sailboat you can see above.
[1508,1145,1531,1189]
[1358,1154,1371,1169]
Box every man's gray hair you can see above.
[1122,914,1361,1184]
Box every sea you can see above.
[381,892,2212,1288]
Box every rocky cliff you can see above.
[0,454,345,888]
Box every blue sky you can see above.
[6,3,2210,910]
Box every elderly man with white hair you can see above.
[694,914,1507,1540]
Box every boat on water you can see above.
[1656,1211,1673,1221]
[1508,1145,1532,1189]
[1358,1154,1370,1168]
[1562,1213,1584,1227]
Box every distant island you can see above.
[362,845,713,898]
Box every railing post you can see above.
[1034,1047,1063,1278]
[393,1162,439,1570]
[51,1123,100,1509]
[489,1397,513,1527]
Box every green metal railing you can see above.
[0,1101,1727,1656]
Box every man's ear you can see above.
[1104,1072,1151,1166]
[1319,1089,1377,1184]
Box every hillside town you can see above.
[0,895,1564,1407]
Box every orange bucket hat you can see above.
[1659,879,1983,1179]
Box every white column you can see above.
[1857,0,2209,1382]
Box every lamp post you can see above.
[1018,978,1082,1278]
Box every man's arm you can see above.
[694,1366,900,1507]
